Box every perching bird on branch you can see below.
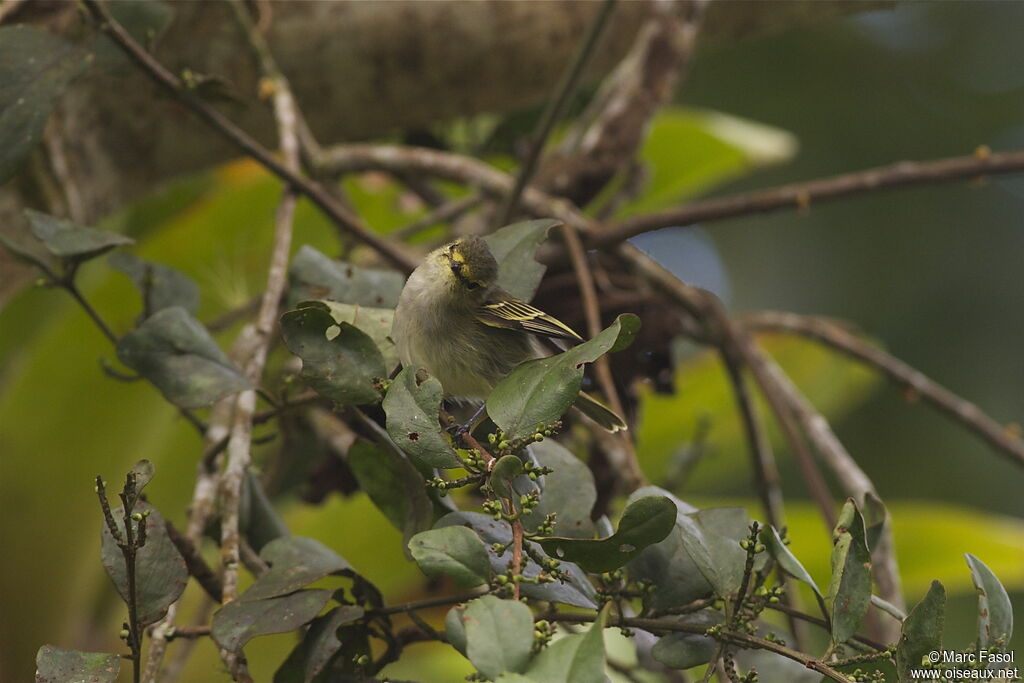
[392,235,626,432]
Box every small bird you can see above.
[391,235,626,432]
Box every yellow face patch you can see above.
[447,245,485,290]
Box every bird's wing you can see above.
[476,292,583,342]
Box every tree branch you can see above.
[595,147,1024,247]
[495,0,618,225]
[80,0,416,273]
[744,311,1024,469]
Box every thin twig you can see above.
[495,0,617,225]
[393,193,484,240]
[744,311,1024,468]
[546,612,855,683]
[80,0,416,273]
[595,146,1024,247]
[163,520,223,603]
[219,0,302,605]
[764,602,887,652]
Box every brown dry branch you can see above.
[595,147,1024,246]
[744,311,1024,468]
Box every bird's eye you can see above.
[466,281,480,290]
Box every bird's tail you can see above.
[573,391,628,432]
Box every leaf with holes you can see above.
[408,526,491,588]
[484,218,561,300]
[309,300,398,369]
[212,589,333,653]
[116,306,251,408]
[280,304,385,406]
[538,495,675,573]
[100,501,187,626]
[488,313,640,441]
[34,646,119,683]
[383,366,461,469]
[827,499,872,647]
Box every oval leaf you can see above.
[242,536,351,602]
[25,209,133,262]
[116,306,251,408]
[484,218,561,300]
[436,511,598,608]
[520,440,596,539]
[288,244,404,308]
[827,499,873,646]
[408,526,491,589]
[383,366,461,469]
[212,589,333,653]
[347,440,433,546]
[100,501,187,626]
[280,304,385,406]
[310,300,398,369]
[538,495,676,573]
[0,28,92,183]
[462,596,535,679]
[896,580,945,683]
[34,645,119,683]
[676,507,751,599]
[272,605,365,683]
[525,604,608,683]
[108,252,200,316]
[489,454,524,500]
[488,313,640,441]
[965,553,1013,650]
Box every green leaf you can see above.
[34,645,119,683]
[280,303,385,406]
[462,595,535,679]
[347,440,433,546]
[116,306,251,408]
[484,218,561,300]
[239,470,290,552]
[650,610,721,670]
[0,232,50,270]
[436,511,598,608]
[25,209,134,263]
[272,605,365,683]
[488,313,640,441]
[242,536,350,602]
[676,507,750,599]
[108,251,200,316]
[489,454,524,500]
[309,300,399,369]
[827,499,873,646]
[0,27,93,183]
[408,526,491,588]
[525,604,608,683]
[212,589,333,652]
[128,459,156,494]
[288,244,404,308]
[626,487,713,611]
[383,366,462,469]
[615,107,796,216]
[965,553,1013,649]
[896,580,945,683]
[520,440,596,538]
[445,605,469,656]
[99,501,187,626]
[759,523,829,618]
[538,495,675,573]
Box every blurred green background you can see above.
[2,3,1023,681]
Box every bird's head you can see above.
[433,235,498,299]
